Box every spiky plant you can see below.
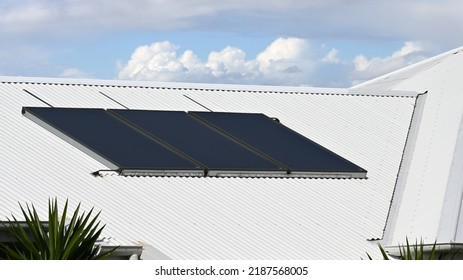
[366,238,460,260]
[0,198,115,260]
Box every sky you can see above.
[0,0,462,88]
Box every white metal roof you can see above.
[0,76,417,259]
[353,47,463,247]
[2,47,462,259]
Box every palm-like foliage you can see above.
[1,199,114,260]
[366,238,460,260]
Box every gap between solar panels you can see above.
[21,107,367,179]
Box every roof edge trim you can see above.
[0,75,347,95]
[348,89,421,97]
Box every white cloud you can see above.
[118,37,316,85]
[118,39,432,87]
[0,2,58,33]
[351,41,429,83]
[257,38,312,73]
[60,68,93,79]
[206,46,257,81]
[353,55,370,72]
[322,48,340,64]
[1,0,462,47]
[117,41,187,81]
[0,1,455,86]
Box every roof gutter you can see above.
[385,242,463,258]
[0,221,49,242]
[99,245,144,260]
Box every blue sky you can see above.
[1,0,462,87]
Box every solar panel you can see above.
[110,109,286,177]
[22,107,204,176]
[23,107,366,178]
[191,111,367,178]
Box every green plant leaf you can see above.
[378,243,390,260]
[0,198,115,260]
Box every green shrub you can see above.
[366,238,460,260]
[1,198,114,260]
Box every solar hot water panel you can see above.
[110,109,286,177]
[22,107,204,176]
[191,111,367,178]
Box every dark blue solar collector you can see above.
[22,107,204,176]
[110,109,286,177]
[191,111,367,178]
[22,107,366,178]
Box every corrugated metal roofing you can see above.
[0,78,415,259]
[354,47,463,247]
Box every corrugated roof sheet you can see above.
[0,79,415,259]
[380,50,463,245]
[352,47,463,248]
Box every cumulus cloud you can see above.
[257,38,313,73]
[118,37,316,85]
[206,46,256,81]
[118,39,431,87]
[118,41,185,81]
